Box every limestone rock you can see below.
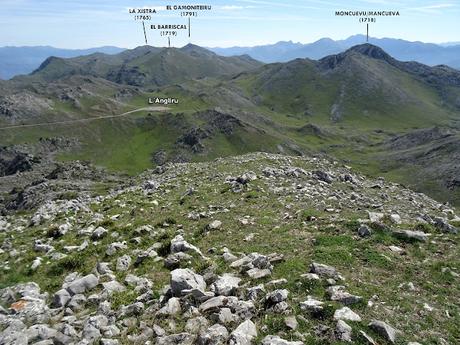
[336,320,352,342]
[211,274,241,296]
[261,335,304,345]
[333,307,361,322]
[368,320,400,344]
[229,319,257,345]
[392,230,428,242]
[197,324,229,345]
[171,268,206,297]
[66,274,99,296]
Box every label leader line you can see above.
[142,21,148,45]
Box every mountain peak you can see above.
[318,43,395,70]
[274,41,299,46]
[32,56,66,74]
[181,43,209,52]
[315,37,335,43]
[180,43,216,58]
[346,43,393,61]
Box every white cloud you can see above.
[236,0,322,10]
[420,3,455,9]
[221,5,249,10]
[409,3,457,14]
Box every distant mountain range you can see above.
[2,36,460,80]
[210,35,460,69]
[0,46,125,79]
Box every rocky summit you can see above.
[0,152,458,344]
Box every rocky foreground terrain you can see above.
[0,152,459,344]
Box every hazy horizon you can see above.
[1,34,460,51]
[0,0,459,49]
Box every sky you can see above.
[0,0,459,49]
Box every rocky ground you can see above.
[0,152,459,344]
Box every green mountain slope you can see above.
[29,44,261,87]
[0,44,459,205]
[230,44,459,129]
[1,153,459,344]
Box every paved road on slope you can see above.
[0,106,170,130]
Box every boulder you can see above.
[433,217,458,234]
[327,286,362,305]
[300,296,324,313]
[265,289,289,304]
[284,316,298,330]
[310,262,340,279]
[229,319,257,345]
[91,227,108,240]
[51,289,71,308]
[246,268,271,279]
[116,255,131,271]
[368,212,384,223]
[368,320,400,344]
[336,320,352,342]
[171,269,206,297]
[333,307,361,322]
[389,214,402,224]
[185,316,209,334]
[199,296,235,313]
[9,297,50,324]
[197,324,229,345]
[207,220,222,230]
[170,235,205,257]
[24,324,57,343]
[247,284,265,301]
[66,274,99,296]
[120,302,144,317]
[101,281,126,296]
[211,274,241,296]
[106,242,127,256]
[157,297,181,316]
[67,294,86,311]
[392,230,428,242]
[156,333,195,345]
[314,170,334,183]
[358,225,372,237]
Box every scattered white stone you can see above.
[300,296,324,313]
[246,268,271,279]
[66,274,99,296]
[211,274,241,296]
[158,297,181,316]
[207,220,222,230]
[423,303,434,312]
[368,320,400,344]
[392,230,428,242]
[30,257,42,271]
[116,255,131,272]
[388,245,404,254]
[389,214,402,224]
[261,335,303,345]
[229,319,257,345]
[368,212,384,223]
[284,316,298,330]
[171,268,206,297]
[336,320,352,342]
[334,307,362,322]
[91,226,108,240]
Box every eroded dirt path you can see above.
[0,106,170,130]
